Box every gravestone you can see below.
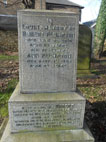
[18,10,78,93]
[0,10,94,142]
[77,25,92,74]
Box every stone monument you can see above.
[0,5,94,142]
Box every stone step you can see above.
[0,122,94,142]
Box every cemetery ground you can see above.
[0,48,106,142]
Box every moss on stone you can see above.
[78,25,92,71]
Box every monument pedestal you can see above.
[0,10,94,142]
[1,84,94,142]
[9,84,86,133]
[0,122,94,142]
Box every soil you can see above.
[77,75,106,142]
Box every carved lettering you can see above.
[11,102,83,130]
[22,18,76,69]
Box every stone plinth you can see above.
[8,84,86,133]
[0,9,95,142]
[18,10,79,93]
[0,122,94,142]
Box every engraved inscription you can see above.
[10,102,83,131]
[19,12,79,92]
[22,18,76,68]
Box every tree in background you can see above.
[22,0,35,8]
[0,0,35,8]
[94,0,106,58]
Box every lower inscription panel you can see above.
[9,101,85,132]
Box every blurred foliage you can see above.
[94,0,106,58]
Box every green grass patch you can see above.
[0,79,18,118]
[78,86,103,101]
[78,57,90,70]
[77,70,91,75]
[91,69,106,75]
[0,55,18,61]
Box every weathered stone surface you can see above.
[78,25,92,71]
[8,84,85,133]
[18,10,79,93]
[0,121,94,142]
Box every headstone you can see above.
[1,10,94,142]
[18,10,78,93]
[77,25,92,74]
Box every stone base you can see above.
[8,84,86,132]
[0,118,8,139]
[0,121,94,142]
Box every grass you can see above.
[0,55,18,61]
[0,79,18,118]
[78,86,102,101]
[0,54,18,122]
[77,70,92,77]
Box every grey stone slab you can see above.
[0,121,94,142]
[18,10,79,93]
[78,25,92,71]
[8,84,86,133]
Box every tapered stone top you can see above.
[17,10,79,93]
